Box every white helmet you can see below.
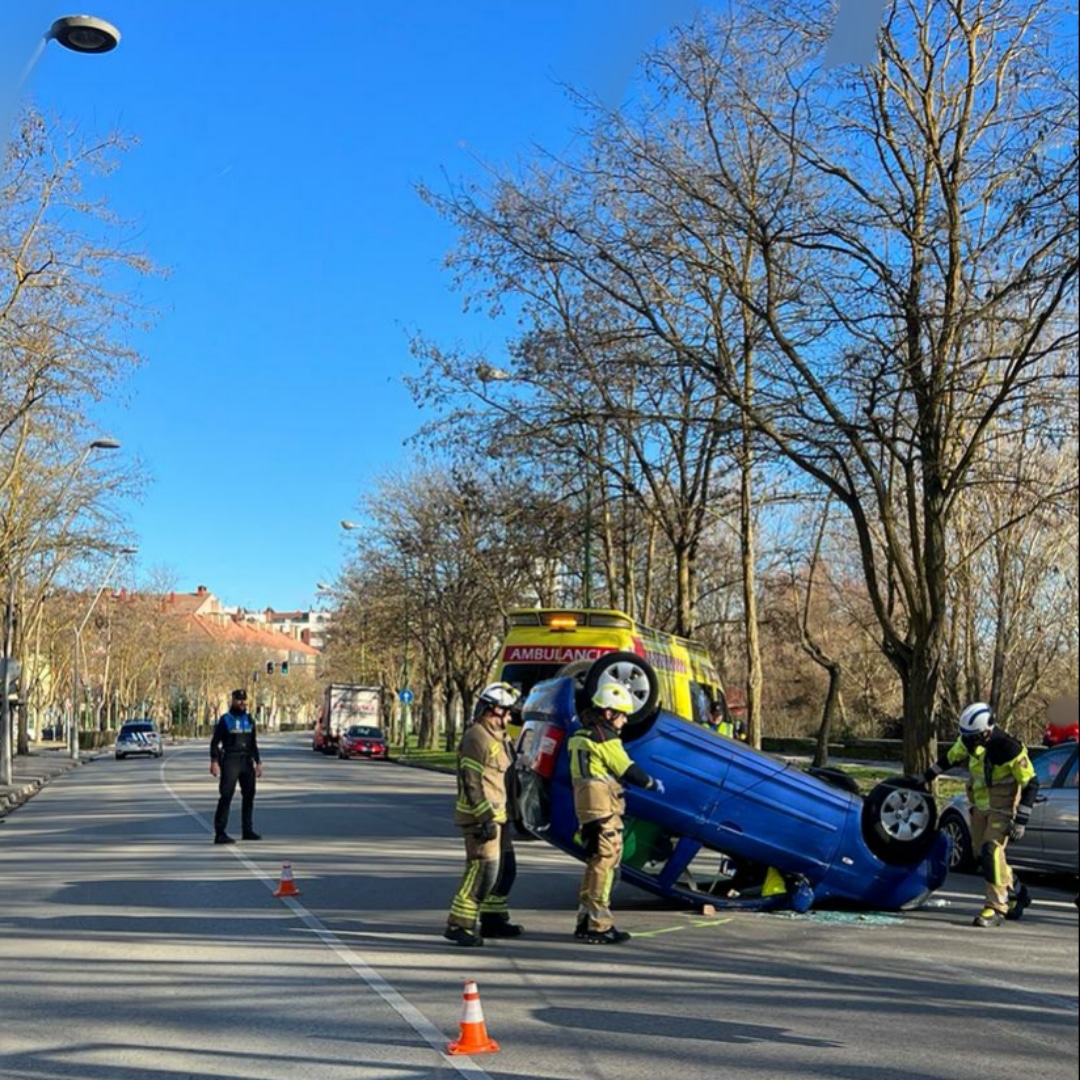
[591,682,635,715]
[958,702,994,736]
[478,682,519,711]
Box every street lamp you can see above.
[12,14,122,99]
[1,438,121,783]
[70,545,137,759]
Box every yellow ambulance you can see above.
[495,608,725,728]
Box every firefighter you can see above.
[444,681,523,947]
[923,702,1038,927]
[209,689,263,844]
[570,682,665,944]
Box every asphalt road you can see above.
[0,733,1075,1080]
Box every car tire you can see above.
[860,777,939,866]
[938,808,975,873]
[582,651,660,730]
[115,753,123,760]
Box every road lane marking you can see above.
[160,748,495,1080]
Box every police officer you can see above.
[444,682,523,947]
[923,702,1038,927]
[210,689,263,844]
[569,682,664,944]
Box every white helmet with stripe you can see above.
[958,702,994,735]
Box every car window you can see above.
[120,722,155,735]
[1033,745,1074,785]
[1060,755,1078,789]
[354,726,382,738]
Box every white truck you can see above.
[313,684,383,754]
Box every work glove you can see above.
[1007,807,1030,842]
[651,778,666,796]
[475,820,498,843]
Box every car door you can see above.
[1022,744,1079,873]
[1034,746,1078,872]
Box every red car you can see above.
[1043,722,1079,747]
[338,724,388,760]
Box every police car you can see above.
[114,720,164,760]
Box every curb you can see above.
[0,753,94,818]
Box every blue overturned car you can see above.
[515,662,949,913]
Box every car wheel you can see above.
[861,777,939,866]
[115,753,123,760]
[938,808,975,873]
[582,651,660,731]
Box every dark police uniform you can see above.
[210,696,261,841]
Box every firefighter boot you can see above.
[480,914,523,938]
[443,924,484,947]
[1005,883,1031,921]
[581,926,632,945]
[973,907,1005,928]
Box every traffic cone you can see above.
[447,980,500,1056]
[273,862,301,898]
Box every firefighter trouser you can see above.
[970,786,1020,914]
[448,823,516,930]
[214,755,256,836]
[578,815,623,932]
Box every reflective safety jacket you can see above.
[568,721,654,824]
[454,719,512,827]
[210,710,260,762]
[942,729,1037,812]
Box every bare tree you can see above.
[410,2,1076,770]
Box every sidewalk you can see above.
[0,747,87,817]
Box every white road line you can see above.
[159,747,495,1080]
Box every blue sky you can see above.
[8,0,706,611]
[9,1,889,612]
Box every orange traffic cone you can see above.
[273,862,301,898]
[447,980,500,1056]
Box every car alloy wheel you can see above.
[861,777,939,866]
[938,811,974,873]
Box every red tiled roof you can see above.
[190,614,320,655]
[138,589,321,656]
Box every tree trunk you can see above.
[417,689,437,750]
[899,642,941,775]
[812,664,842,768]
[739,434,763,750]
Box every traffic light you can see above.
[266,661,274,675]
[280,661,289,675]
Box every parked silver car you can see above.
[938,742,1078,877]
[114,720,163,760]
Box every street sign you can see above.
[399,688,414,704]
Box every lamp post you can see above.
[1,438,121,784]
[70,545,137,759]
[12,14,121,99]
